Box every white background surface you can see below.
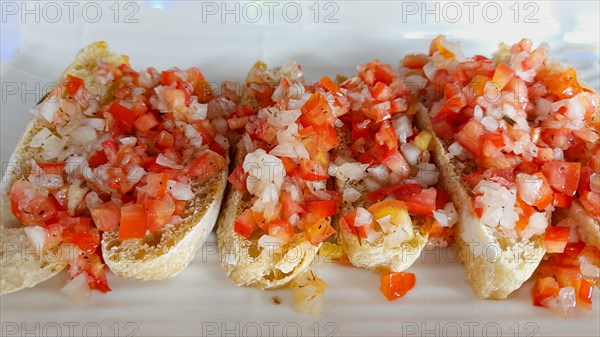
[1,1,599,336]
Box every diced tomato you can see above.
[161,70,180,86]
[374,63,395,86]
[403,54,429,69]
[187,150,227,184]
[280,157,300,177]
[91,201,121,232]
[300,159,328,181]
[134,113,159,132]
[300,93,332,126]
[367,200,411,226]
[578,278,594,306]
[146,173,169,198]
[156,130,174,151]
[351,118,371,140]
[515,199,534,234]
[553,265,582,289]
[37,162,66,175]
[303,215,336,246]
[102,139,119,164]
[491,63,515,90]
[375,121,398,151]
[579,190,600,218]
[316,124,339,153]
[267,220,295,244]
[60,216,100,254]
[164,87,187,113]
[118,204,147,240]
[227,165,248,193]
[532,277,560,306]
[88,150,108,169]
[305,199,337,218]
[380,272,416,301]
[429,35,446,56]
[455,119,484,157]
[365,183,423,202]
[146,195,176,233]
[541,128,573,150]
[65,75,85,96]
[234,209,257,239]
[536,67,582,99]
[541,161,581,197]
[553,193,573,208]
[543,226,571,253]
[405,188,437,216]
[578,166,593,195]
[281,190,305,219]
[228,117,250,130]
[109,103,138,131]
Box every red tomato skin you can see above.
[380,272,416,301]
[91,201,121,232]
[118,204,147,241]
[305,199,337,218]
[146,172,169,198]
[543,226,571,253]
[541,161,581,197]
[234,209,257,239]
[532,277,560,306]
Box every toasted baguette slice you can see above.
[334,128,429,273]
[101,171,227,280]
[0,42,127,294]
[217,149,318,289]
[415,103,548,299]
[554,202,599,249]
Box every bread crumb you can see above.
[272,296,281,305]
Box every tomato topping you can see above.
[366,183,423,202]
[146,195,176,233]
[375,121,398,151]
[303,214,336,245]
[541,161,581,197]
[491,63,515,91]
[536,67,582,99]
[156,130,174,151]
[380,272,416,301]
[543,226,570,254]
[532,277,560,306]
[300,159,328,181]
[146,172,169,198]
[305,199,337,218]
[109,103,138,131]
[91,201,121,232]
[227,165,248,193]
[403,54,429,69]
[300,93,332,126]
[118,204,147,240]
[188,150,228,184]
[65,75,85,96]
[267,220,294,244]
[234,209,257,239]
[552,193,573,208]
[405,188,437,216]
[580,190,600,219]
[134,113,159,132]
[367,200,411,226]
[60,216,100,254]
[454,119,484,157]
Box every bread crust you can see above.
[0,42,127,295]
[414,103,548,299]
[216,149,318,289]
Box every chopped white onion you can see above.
[72,126,97,145]
[392,115,413,143]
[60,273,91,302]
[474,180,518,231]
[119,137,137,146]
[474,105,483,121]
[67,181,88,215]
[376,215,393,233]
[23,226,49,253]
[126,165,146,185]
[400,143,420,165]
[85,191,103,210]
[38,99,60,122]
[168,180,193,200]
[367,164,389,183]
[30,128,52,148]
[336,162,369,182]
[28,160,64,188]
[354,207,373,227]
[156,154,183,169]
[85,118,105,131]
[343,188,361,203]
[188,101,208,120]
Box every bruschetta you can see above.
[1,41,229,295]
[412,36,559,299]
[217,66,349,289]
[332,60,457,273]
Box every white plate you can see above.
[1,2,599,336]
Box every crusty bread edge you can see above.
[414,103,547,299]
[1,41,128,294]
